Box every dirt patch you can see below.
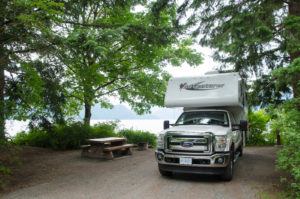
[0,146,287,199]
[1,146,58,192]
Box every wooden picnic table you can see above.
[81,137,134,159]
[87,137,126,145]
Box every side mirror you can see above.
[240,120,248,131]
[163,120,170,130]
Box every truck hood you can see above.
[162,125,230,136]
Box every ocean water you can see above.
[6,119,177,138]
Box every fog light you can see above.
[157,153,164,161]
[216,157,224,164]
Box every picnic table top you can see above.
[86,137,127,144]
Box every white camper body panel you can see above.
[165,73,244,108]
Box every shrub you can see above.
[248,109,271,146]
[13,129,51,148]
[12,121,119,150]
[118,129,157,147]
[12,121,157,150]
[272,99,300,198]
[49,122,89,150]
[89,121,118,138]
[13,131,29,146]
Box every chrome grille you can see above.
[165,132,212,155]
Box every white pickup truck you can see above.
[155,72,248,181]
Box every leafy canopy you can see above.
[173,0,300,107]
[44,0,203,124]
[1,0,64,139]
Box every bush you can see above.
[12,121,157,150]
[248,109,271,146]
[118,129,157,147]
[49,122,89,150]
[13,129,51,148]
[272,99,300,198]
[12,121,119,150]
[89,121,118,138]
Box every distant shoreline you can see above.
[6,119,177,137]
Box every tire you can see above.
[222,150,234,181]
[240,131,246,157]
[159,167,172,177]
[239,144,243,157]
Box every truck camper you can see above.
[155,72,248,181]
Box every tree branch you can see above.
[96,84,131,97]
[62,21,122,29]
[65,94,83,101]
[94,79,118,91]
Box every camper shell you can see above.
[155,72,248,181]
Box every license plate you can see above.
[180,157,192,165]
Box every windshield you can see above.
[175,111,229,127]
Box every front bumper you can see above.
[158,164,227,175]
[155,150,230,174]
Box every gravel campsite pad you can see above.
[1,146,285,199]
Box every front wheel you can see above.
[222,151,234,181]
[239,145,243,157]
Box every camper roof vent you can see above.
[205,71,219,75]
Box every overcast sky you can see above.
[166,46,217,77]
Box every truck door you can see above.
[229,113,242,150]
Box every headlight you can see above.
[157,134,165,149]
[214,135,228,152]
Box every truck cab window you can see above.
[175,111,229,127]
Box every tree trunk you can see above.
[84,100,91,127]
[0,60,5,140]
[289,0,300,110]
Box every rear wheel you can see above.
[222,150,234,181]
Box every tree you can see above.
[47,0,203,126]
[174,0,300,107]
[0,0,63,139]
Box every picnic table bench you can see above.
[81,137,134,159]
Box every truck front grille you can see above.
[165,133,212,155]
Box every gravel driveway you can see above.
[1,146,283,199]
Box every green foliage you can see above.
[48,123,89,150]
[13,121,158,149]
[247,75,291,109]
[0,166,11,175]
[273,57,300,99]
[49,0,203,125]
[13,121,119,150]
[1,0,64,139]
[271,99,300,198]
[176,0,292,72]
[248,109,271,146]
[174,0,300,106]
[89,121,118,139]
[118,129,157,147]
[2,0,204,139]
